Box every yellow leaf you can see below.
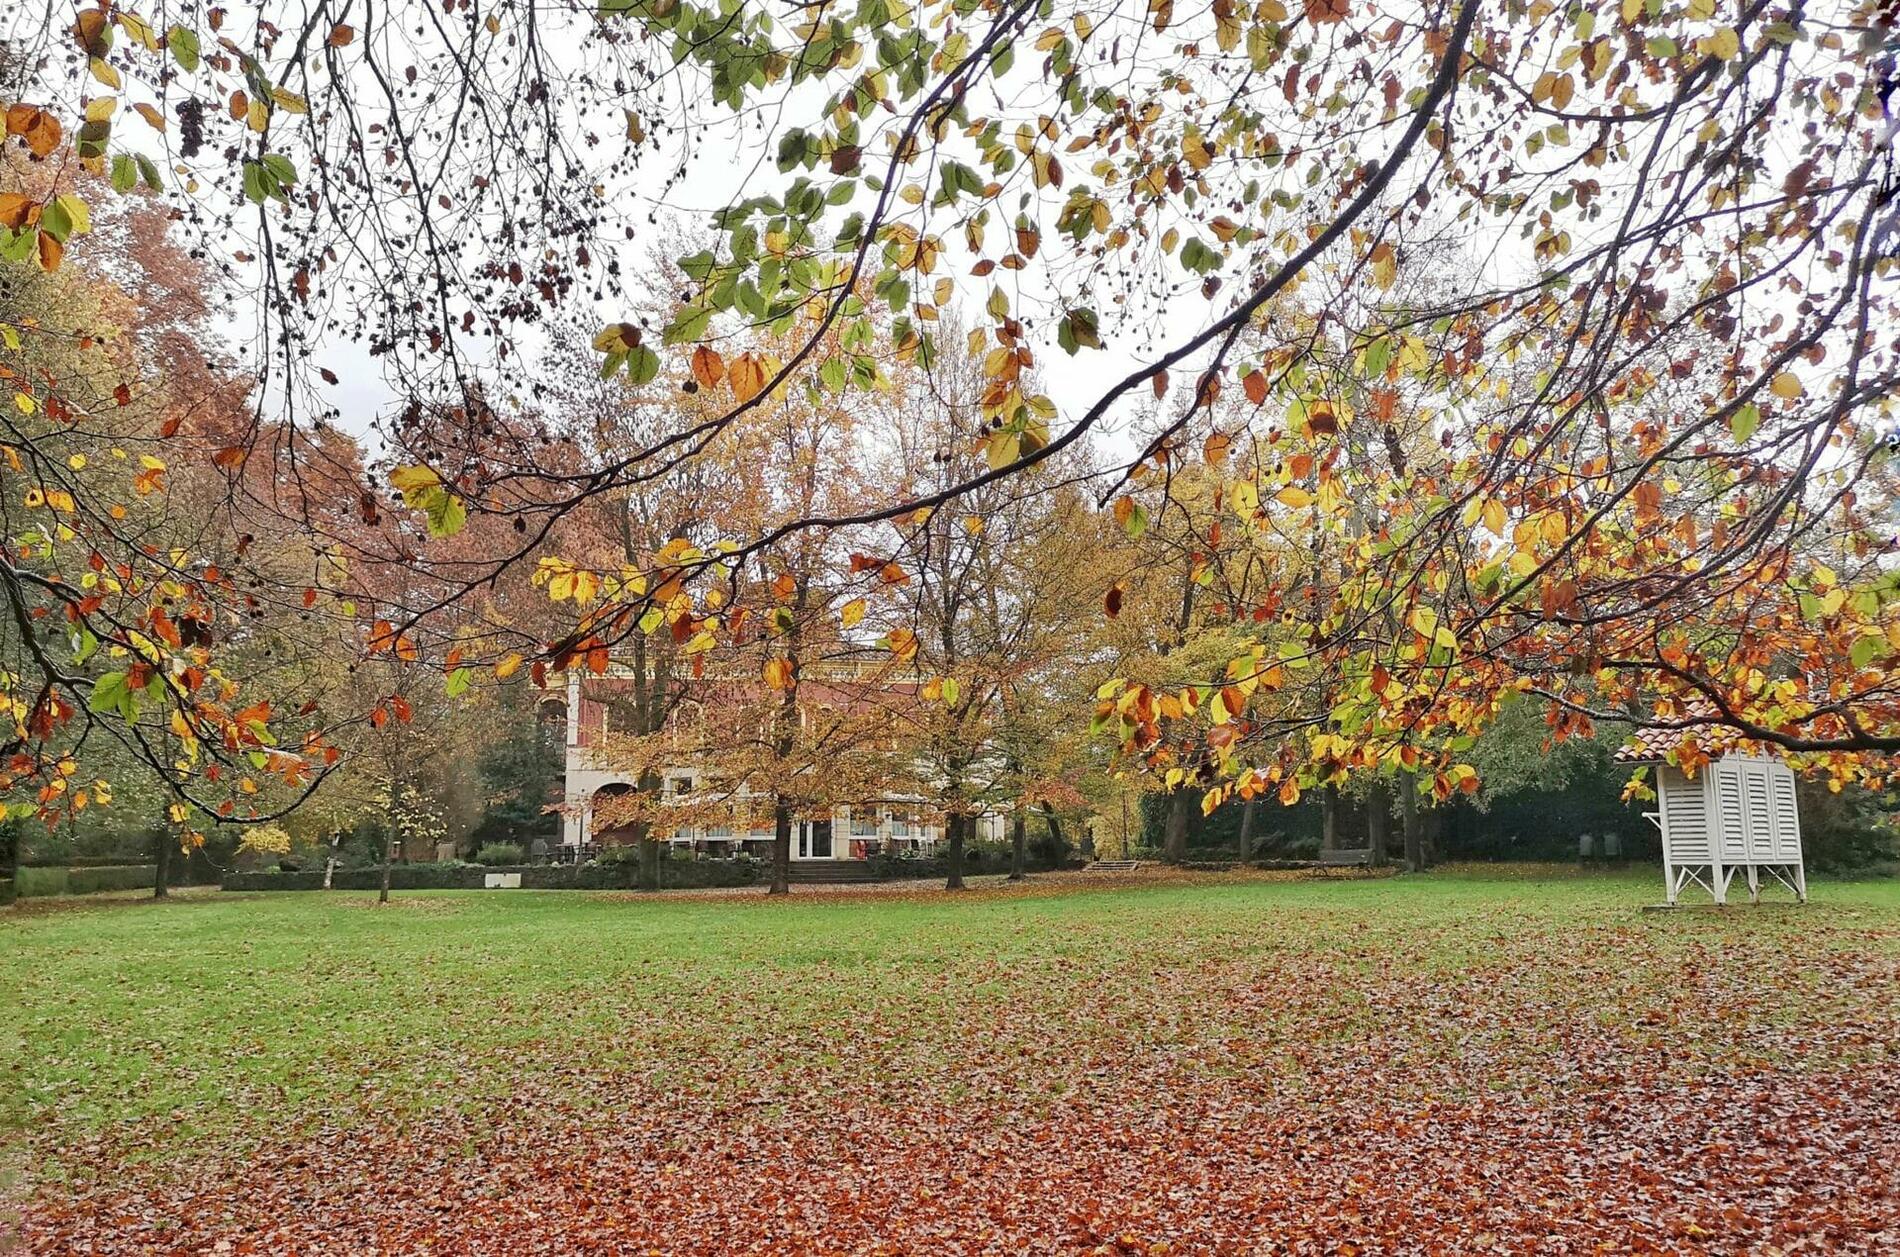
[389,464,441,493]
[840,598,867,629]
[1769,371,1803,400]
[495,653,523,680]
[1703,27,1740,60]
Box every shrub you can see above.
[17,866,68,897]
[69,865,157,894]
[225,857,763,892]
[16,865,157,896]
[475,843,525,866]
[0,877,15,907]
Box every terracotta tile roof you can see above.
[1612,703,1746,763]
[1613,724,1685,763]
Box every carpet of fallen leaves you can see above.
[10,871,1900,1254]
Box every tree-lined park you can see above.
[3,0,1899,1249]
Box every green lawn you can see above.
[8,870,1897,1168]
[9,870,1900,1251]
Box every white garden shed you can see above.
[1620,737,1806,906]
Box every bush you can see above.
[475,843,525,866]
[225,857,763,893]
[69,865,157,894]
[17,866,68,896]
[16,864,157,897]
[0,877,14,907]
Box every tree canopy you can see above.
[3,0,1897,838]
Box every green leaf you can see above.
[445,667,472,698]
[52,194,90,236]
[420,488,466,538]
[39,199,74,244]
[1850,635,1881,670]
[110,155,139,194]
[88,671,139,723]
[627,344,661,386]
[135,153,163,191]
[663,304,712,345]
[1121,500,1148,539]
[167,25,200,72]
[1729,403,1760,443]
[261,154,297,188]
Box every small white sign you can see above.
[484,872,522,889]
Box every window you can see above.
[850,807,882,838]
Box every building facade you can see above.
[550,668,1006,860]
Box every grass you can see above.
[7,868,1898,1179]
[14,869,1900,1251]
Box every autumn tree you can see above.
[6,0,1898,828]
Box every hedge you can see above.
[223,860,762,893]
[0,877,14,907]
[16,864,158,897]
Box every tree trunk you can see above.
[1366,781,1390,868]
[1,817,18,907]
[1008,812,1027,880]
[1321,785,1340,853]
[1423,806,1444,867]
[639,833,661,892]
[152,828,171,899]
[1400,773,1423,873]
[1237,798,1257,865]
[944,814,966,891]
[1163,789,1190,864]
[323,833,339,890]
[1041,804,1068,863]
[770,801,792,895]
[378,825,393,904]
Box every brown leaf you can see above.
[690,345,725,390]
[6,105,63,160]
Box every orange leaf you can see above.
[728,353,767,404]
[763,658,793,690]
[1242,370,1267,406]
[6,105,62,159]
[691,345,725,390]
[0,192,34,230]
